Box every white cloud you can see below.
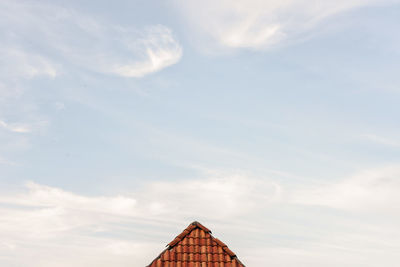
[136,172,281,218]
[1,182,137,220]
[1,166,400,266]
[0,174,277,228]
[293,165,400,211]
[0,173,278,266]
[175,0,397,51]
[110,26,182,78]
[0,175,273,266]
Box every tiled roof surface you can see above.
[147,221,245,267]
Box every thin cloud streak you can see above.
[293,165,400,211]
[0,120,32,133]
[0,1,182,81]
[175,0,398,51]
[363,133,400,148]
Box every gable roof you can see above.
[147,221,245,267]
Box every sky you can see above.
[1,0,400,266]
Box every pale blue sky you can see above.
[1,1,400,266]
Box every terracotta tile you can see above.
[146,222,245,267]
[200,253,207,261]
[200,230,205,238]
[212,246,218,254]
[213,254,219,262]
[195,253,201,261]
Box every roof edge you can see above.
[167,221,211,247]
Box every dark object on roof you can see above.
[147,221,245,267]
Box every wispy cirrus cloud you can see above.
[0,46,57,81]
[362,133,400,148]
[175,0,398,51]
[110,26,183,78]
[0,155,16,166]
[0,1,182,81]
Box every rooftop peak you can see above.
[147,221,245,266]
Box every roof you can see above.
[147,221,245,267]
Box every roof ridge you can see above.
[190,221,212,234]
[214,238,236,257]
[167,221,211,247]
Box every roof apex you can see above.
[190,221,212,233]
[148,221,245,267]
[167,221,211,247]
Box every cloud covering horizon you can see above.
[1,165,400,266]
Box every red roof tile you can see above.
[147,221,246,267]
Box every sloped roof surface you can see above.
[147,221,245,267]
